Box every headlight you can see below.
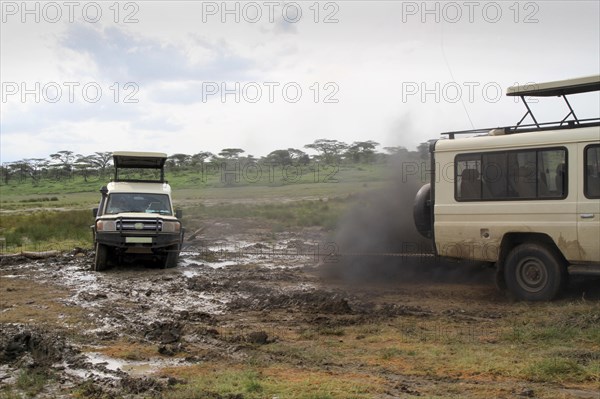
[96,220,116,231]
[162,221,181,233]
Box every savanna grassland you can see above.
[0,161,598,399]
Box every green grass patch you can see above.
[14,369,51,397]
[161,365,375,399]
[525,358,587,382]
[0,209,94,250]
[162,369,263,399]
[184,198,351,230]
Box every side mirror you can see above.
[175,209,183,219]
[93,208,98,218]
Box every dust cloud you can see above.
[327,155,493,285]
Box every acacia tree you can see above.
[345,140,380,163]
[264,148,310,165]
[383,146,409,155]
[218,148,245,159]
[167,153,191,170]
[25,158,49,184]
[0,164,10,184]
[8,161,31,183]
[191,152,213,166]
[50,150,75,180]
[74,155,95,182]
[89,152,113,177]
[264,149,292,165]
[288,148,309,164]
[304,139,348,164]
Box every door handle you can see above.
[580,214,595,219]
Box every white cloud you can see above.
[1,1,599,162]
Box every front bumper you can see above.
[95,231,183,249]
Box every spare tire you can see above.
[413,183,432,239]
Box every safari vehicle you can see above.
[92,152,184,271]
[414,75,600,301]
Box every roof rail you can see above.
[442,118,600,139]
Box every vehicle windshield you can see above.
[105,193,172,215]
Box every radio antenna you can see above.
[441,25,475,129]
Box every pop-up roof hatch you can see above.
[112,151,168,182]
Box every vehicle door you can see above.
[577,143,600,262]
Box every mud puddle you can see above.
[1,223,599,398]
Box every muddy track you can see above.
[1,227,599,398]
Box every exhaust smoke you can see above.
[327,155,493,285]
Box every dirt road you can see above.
[1,220,599,398]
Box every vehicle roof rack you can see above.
[442,76,600,139]
[113,151,168,182]
[442,118,600,139]
[507,75,599,129]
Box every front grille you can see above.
[117,218,162,232]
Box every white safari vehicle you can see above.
[414,76,600,301]
[92,152,184,271]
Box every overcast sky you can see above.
[1,1,599,162]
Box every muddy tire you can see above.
[504,243,566,301]
[93,243,110,272]
[163,245,179,269]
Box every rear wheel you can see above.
[504,243,566,301]
[93,243,110,271]
[163,245,180,269]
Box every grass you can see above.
[15,369,51,397]
[0,164,382,252]
[525,358,587,383]
[0,197,354,253]
[4,294,594,398]
[159,364,378,399]
[184,197,350,231]
[0,163,389,197]
[0,209,94,249]
[0,371,49,398]
[0,192,98,212]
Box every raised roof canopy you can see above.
[506,75,600,97]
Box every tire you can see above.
[93,243,109,272]
[413,183,432,239]
[163,245,179,269]
[504,243,566,301]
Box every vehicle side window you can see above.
[455,154,481,200]
[585,145,600,199]
[538,149,567,198]
[455,148,567,201]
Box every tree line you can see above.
[1,139,429,185]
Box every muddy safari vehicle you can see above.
[92,152,184,271]
[414,75,600,301]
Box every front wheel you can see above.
[162,245,180,269]
[93,243,110,272]
[504,243,566,301]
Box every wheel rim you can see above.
[516,256,548,293]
